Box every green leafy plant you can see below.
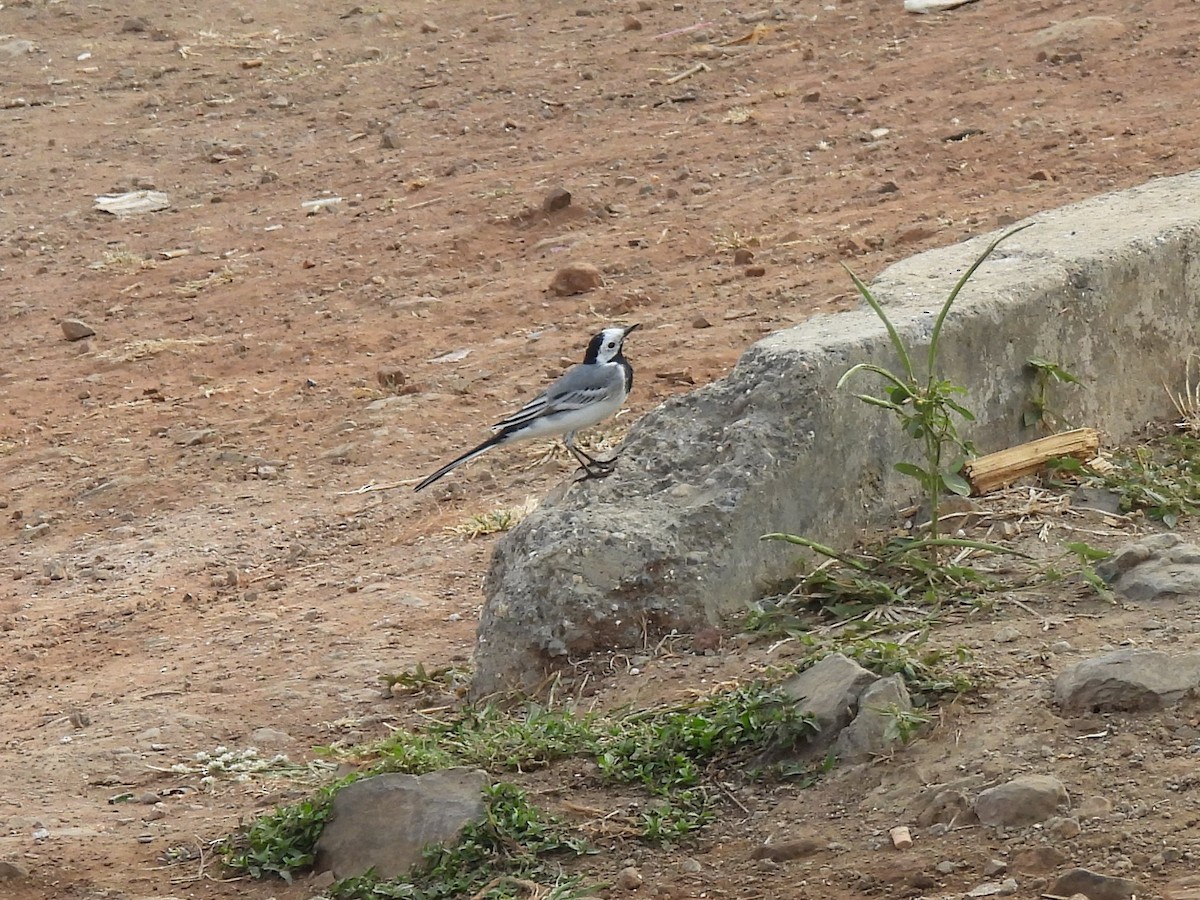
[836,223,1034,542]
[1092,434,1200,528]
[1024,356,1083,430]
[1064,540,1114,601]
[222,779,350,882]
[878,705,932,744]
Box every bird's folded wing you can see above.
[493,382,616,430]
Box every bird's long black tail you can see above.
[413,431,506,492]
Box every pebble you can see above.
[61,318,96,341]
[993,625,1022,643]
[616,866,642,890]
[752,837,822,860]
[1050,868,1140,900]
[548,262,604,296]
[543,186,572,212]
[0,860,29,880]
[733,247,755,265]
[679,857,702,873]
[623,14,643,30]
[1046,816,1081,839]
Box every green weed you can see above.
[834,224,1033,543]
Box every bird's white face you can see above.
[594,326,631,364]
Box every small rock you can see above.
[752,837,822,860]
[61,319,96,341]
[966,882,1004,898]
[1046,815,1081,839]
[314,770,488,879]
[974,775,1068,827]
[936,860,958,874]
[1029,169,1053,181]
[679,858,702,873]
[44,559,68,581]
[802,90,821,102]
[833,674,912,761]
[419,20,439,33]
[998,879,1019,896]
[1164,874,1200,900]
[983,859,1008,877]
[1049,868,1140,900]
[993,625,1022,643]
[548,262,604,296]
[733,247,755,265]
[744,265,767,277]
[1055,648,1200,712]
[616,866,642,890]
[0,859,30,880]
[268,94,290,108]
[1011,845,1067,873]
[623,14,643,30]
[543,186,572,212]
[691,315,712,329]
[380,129,402,149]
[895,223,940,245]
[781,653,879,754]
[1076,795,1112,819]
[248,726,292,748]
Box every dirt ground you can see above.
[3,0,1200,897]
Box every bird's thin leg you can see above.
[564,433,616,479]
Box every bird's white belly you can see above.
[511,392,626,441]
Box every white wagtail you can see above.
[414,323,640,492]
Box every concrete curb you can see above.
[472,171,1200,695]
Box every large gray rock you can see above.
[1055,648,1200,712]
[472,173,1200,693]
[314,769,488,880]
[1095,534,1200,601]
[974,774,1069,827]
[833,674,913,761]
[781,654,879,753]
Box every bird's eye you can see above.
[606,341,616,349]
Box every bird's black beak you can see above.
[623,323,641,337]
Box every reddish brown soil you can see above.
[2,0,1200,897]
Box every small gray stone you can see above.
[314,769,488,880]
[0,859,29,880]
[1095,534,1200,600]
[1055,648,1200,712]
[974,775,1068,827]
[983,859,1008,877]
[1049,868,1140,900]
[542,186,572,212]
[832,673,912,761]
[616,866,642,890]
[781,654,879,753]
[1046,815,1081,839]
[993,625,1022,643]
[61,318,96,341]
[248,727,292,748]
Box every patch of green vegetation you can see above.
[754,533,1018,637]
[1090,434,1200,528]
[224,680,820,894]
[222,779,351,882]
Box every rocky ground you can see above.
[3,0,1200,898]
